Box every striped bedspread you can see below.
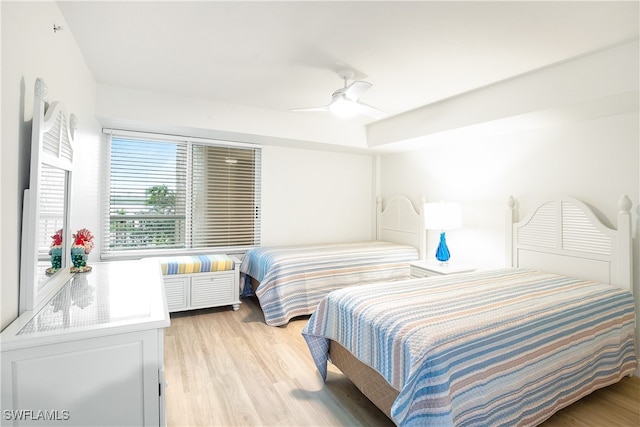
[240,241,419,326]
[302,268,637,426]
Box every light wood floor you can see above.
[164,297,640,426]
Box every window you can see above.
[102,131,261,257]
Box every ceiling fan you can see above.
[292,69,386,119]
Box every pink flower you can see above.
[72,228,94,254]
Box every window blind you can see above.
[102,131,261,257]
[38,164,66,259]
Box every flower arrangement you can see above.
[72,228,94,254]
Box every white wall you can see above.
[261,145,374,245]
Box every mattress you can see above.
[240,240,419,326]
[302,268,637,426]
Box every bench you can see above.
[157,254,241,312]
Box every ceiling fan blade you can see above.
[291,105,331,113]
[343,81,372,101]
[353,101,386,119]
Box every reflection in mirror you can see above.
[38,164,67,290]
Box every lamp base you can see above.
[435,231,451,263]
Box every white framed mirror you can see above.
[20,78,77,313]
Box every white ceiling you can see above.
[57,1,639,127]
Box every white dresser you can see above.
[1,260,170,427]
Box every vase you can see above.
[71,245,87,269]
[435,231,451,263]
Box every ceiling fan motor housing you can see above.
[337,69,355,82]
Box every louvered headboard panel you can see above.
[507,195,632,292]
[42,105,74,163]
[377,195,426,260]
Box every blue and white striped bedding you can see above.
[302,268,637,426]
[240,241,419,326]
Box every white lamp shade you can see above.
[424,202,462,230]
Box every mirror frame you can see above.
[19,78,77,313]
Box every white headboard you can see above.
[507,195,633,292]
[376,195,426,259]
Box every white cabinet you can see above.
[0,260,170,427]
[163,263,240,313]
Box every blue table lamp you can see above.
[424,202,462,264]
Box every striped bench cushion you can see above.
[159,254,234,275]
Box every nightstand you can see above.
[409,260,476,278]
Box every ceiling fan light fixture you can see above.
[329,96,359,118]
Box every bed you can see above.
[302,195,637,426]
[240,195,425,326]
